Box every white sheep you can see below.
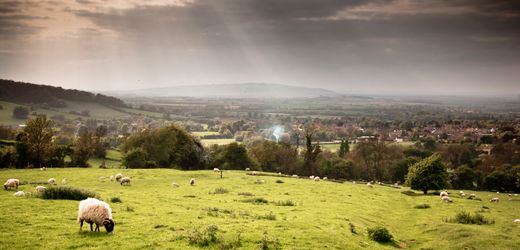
[48,178,56,185]
[61,178,67,185]
[109,176,114,181]
[441,196,452,202]
[3,178,19,190]
[440,191,449,198]
[189,178,196,186]
[99,176,106,182]
[323,177,328,180]
[245,168,250,171]
[213,168,220,172]
[309,175,314,180]
[367,182,373,188]
[515,194,518,197]
[172,182,180,187]
[77,198,115,233]
[313,176,320,182]
[40,167,47,171]
[14,191,25,197]
[120,177,131,185]
[514,219,520,223]
[251,171,258,176]
[278,172,282,176]
[292,174,298,178]
[35,186,46,193]
[115,173,123,182]
[490,197,499,202]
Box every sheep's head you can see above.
[3,184,6,190]
[103,218,115,233]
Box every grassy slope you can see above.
[1,168,519,249]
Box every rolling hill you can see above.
[107,83,342,98]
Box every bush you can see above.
[445,210,494,225]
[275,179,284,184]
[110,197,122,203]
[188,224,220,246]
[367,226,393,243]
[274,200,295,206]
[259,231,281,250]
[241,197,268,204]
[41,186,98,200]
[210,187,229,194]
[414,204,431,209]
[255,212,276,220]
[238,192,254,196]
[123,150,147,168]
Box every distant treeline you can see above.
[0,79,126,108]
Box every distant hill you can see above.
[108,83,342,98]
[0,79,125,108]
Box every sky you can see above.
[0,0,519,96]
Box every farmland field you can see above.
[1,168,519,249]
[201,138,236,146]
[192,131,221,137]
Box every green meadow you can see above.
[1,168,519,249]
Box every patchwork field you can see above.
[1,168,519,249]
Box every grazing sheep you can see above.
[278,172,282,176]
[514,219,520,223]
[292,174,298,178]
[171,182,180,188]
[515,194,518,197]
[367,182,373,188]
[189,178,196,186]
[40,167,47,171]
[251,171,258,176]
[3,178,19,190]
[313,176,320,182]
[48,178,56,185]
[245,168,250,171]
[323,177,328,180]
[213,168,220,172]
[35,186,46,193]
[99,176,106,182]
[490,197,500,202]
[120,177,131,186]
[309,175,314,180]
[14,191,25,197]
[393,183,399,187]
[469,194,476,198]
[255,179,265,184]
[115,173,123,182]
[496,191,500,194]
[61,178,67,185]
[440,191,449,198]
[77,198,115,233]
[352,181,356,184]
[441,196,452,202]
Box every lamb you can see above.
[120,177,131,185]
[490,197,499,202]
[35,186,46,193]
[48,178,56,185]
[439,191,449,198]
[77,198,115,233]
[441,196,452,202]
[189,178,196,186]
[14,191,25,197]
[3,178,19,190]
[61,178,67,185]
[172,182,180,187]
[213,168,220,172]
[313,176,320,182]
[115,173,123,182]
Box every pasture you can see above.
[1,168,519,249]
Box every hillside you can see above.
[0,168,518,249]
[0,79,125,108]
[107,83,342,98]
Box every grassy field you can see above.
[1,168,519,249]
[201,138,236,146]
[87,150,123,168]
[192,131,221,137]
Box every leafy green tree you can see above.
[303,124,321,176]
[23,116,54,167]
[123,149,147,168]
[450,166,478,190]
[209,142,256,170]
[405,154,448,194]
[338,139,349,158]
[13,106,29,119]
[249,140,297,173]
[70,131,93,167]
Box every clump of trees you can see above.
[406,154,448,194]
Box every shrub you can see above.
[414,204,431,209]
[445,211,494,225]
[188,224,220,246]
[367,226,393,243]
[241,197,268,204]
[274,200,295,206]
[110,197,122,203]
[259,231,281,250]
[41,186,98,200]
[256,212,276,220]
[238,192,254,196]
[275,180,284,184]
[210,187,229,194]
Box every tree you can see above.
[338,139,349,158]
[70,131,93,167]
[450,166,478,190]
[13,106,29,119]
[23,116,54,167]
[123,149,147,168]
[249,140,298,173]
[405,154,448,194]
[209,142,256,170]
[303,124,321,176]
